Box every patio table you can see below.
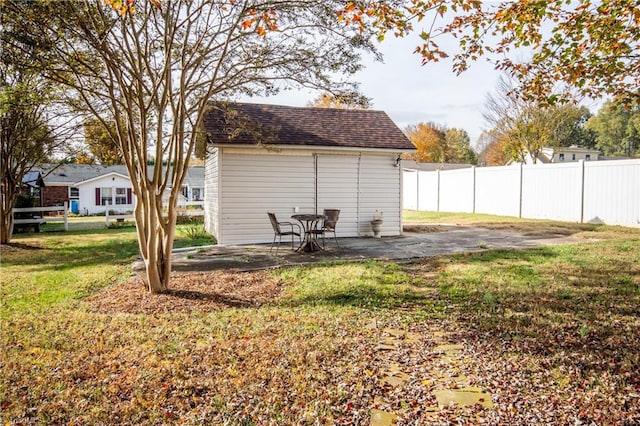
[291,213,324,252]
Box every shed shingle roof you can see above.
[204,102,414,151]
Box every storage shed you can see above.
[203,102,415,245]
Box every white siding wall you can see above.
[209,149,404,244]
[219,152,315,245]
[521,162,582,222]
[475,165,521,217]
[204,148,220,238]
[77,175,134,215]
[439,168,474,213]
[317,154,360,237]
[359,155,401,237]
[584,159,640,226]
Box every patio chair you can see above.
[267,212,301,254]
[311,209,340,248]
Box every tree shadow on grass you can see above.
[1,238,140,270]
[280,286,440,312]
[277,246,639,385]
[412,248,640,384]
[0,242,44,251]
[276,248,562,311]
[89,287,261,314]
[166,289,258,308]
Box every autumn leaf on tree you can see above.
[405,122,448,163]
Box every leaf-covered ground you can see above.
[1,224,639,424]
[88,271,284,315]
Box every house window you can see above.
[96,187,132,206]
[559,153,565,161]
[586,154,591,161]
[192,187,202,201]
[181,185,189,199]
[572,153,576,160]
[100,187,113,205]
[69,187,79,198]
[115,188,127,205]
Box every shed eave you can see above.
[208,143,415,154]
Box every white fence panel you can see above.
[521,162,582,222]
[475,165,521,217]
[418,171,439,211]
[584,159,640,227]
[403,159,640,228]
[439,168,474,213]
[402,169,418,210]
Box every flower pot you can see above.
[371,220,383,238]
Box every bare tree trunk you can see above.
[143,232,171,294]
[0,189,17,244]
[133,186,179,294]
[0,210,14,245]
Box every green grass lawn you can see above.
[1,213,639,424]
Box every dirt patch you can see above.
[481,222,596,236]
[402,224,446,233]
[87,270,283,315]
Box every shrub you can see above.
[180,222,209,239]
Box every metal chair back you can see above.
[323,209,340,232]
[267,212,282,234]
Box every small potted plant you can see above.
[371,210,383,238]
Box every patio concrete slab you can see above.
[166,225,579,273]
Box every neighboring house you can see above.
[540,146,601,163]
[38,164,130,214]
[180,166,205,203]
[514,146,602,165]
[203,102,415,245]
[37,163,204,215]
[76,170,134,215]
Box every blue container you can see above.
[71,200,79,214]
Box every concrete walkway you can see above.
[169,225,579,273]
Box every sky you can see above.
[240,31,502,148]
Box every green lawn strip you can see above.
[404,210,533,224]
[403,210,616,236]
[433,238,639,320]
[1,231,138,318]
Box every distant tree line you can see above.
[473,76,640,166]
[406,76,640,167]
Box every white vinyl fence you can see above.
[403,159,640,228]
